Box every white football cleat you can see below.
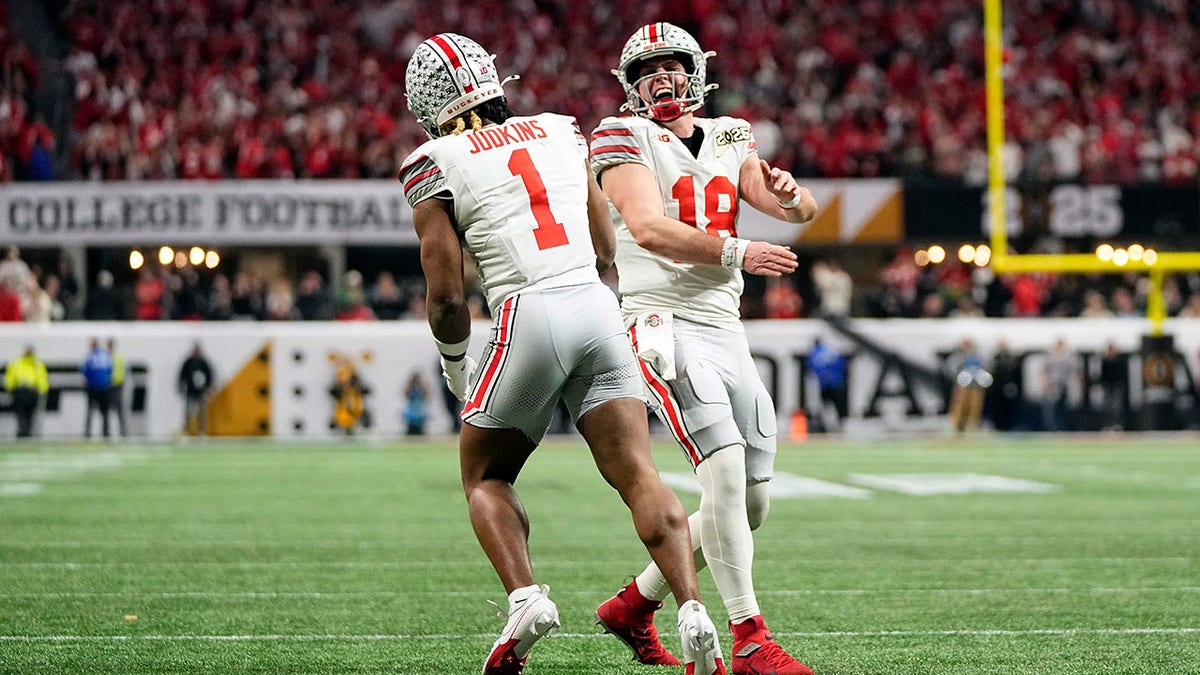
[677,599,727,675]
[483,585,560,675]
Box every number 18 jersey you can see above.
[590,115,758,330]
[400,113,599,315]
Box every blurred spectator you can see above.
[0,246,31,292]
[946,337,991,434]
[987,339,1022,432]
[763,277,803,319]
[1179,293,1200,318]
[295,270,334,320]
[0,276,21,321]
[369,271,405,320]
[230,272,266,320]
[4,344,49,438]
[1079,289,1113,318]
[1041,337,1079,432]
[81,337,113,438]
[1098,342,1128,431]
[336,269,375,321]
[85,270,124,320]
[206,273,234,320]
[107,338,128,437]
[806,338,848,433]
[812,259,852,316]
[178,342,215,436]
[134,268,165,320]
[403,371,430,436]
[265,277,299,320]
[20,276,53,322]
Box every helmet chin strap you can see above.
[649,98,686,122]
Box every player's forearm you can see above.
[779,187,818,223]
[628,214,724,265]
[426,294,470,345]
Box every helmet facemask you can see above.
[613,22,717,123]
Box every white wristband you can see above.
[777,193,801,209]
[435,335,470,359]
[721,237,749,270]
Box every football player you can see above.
[590,22,818,675]
[401,33,727,675]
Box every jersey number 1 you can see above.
[508,148,569,250]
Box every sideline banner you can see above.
[0,181,415,246]
[1,319,1196,440]
[0,179,904,247]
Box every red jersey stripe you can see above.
[592,129,634,139]
[403,166,441,192]
[464,296,516,414]
[589,145,642,158]
[630,326,702,466]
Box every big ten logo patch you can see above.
[328,351,373,434]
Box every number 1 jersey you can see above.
[400,113,599,315]
[590,115,758,330]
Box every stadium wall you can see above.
[1,319,1196,439]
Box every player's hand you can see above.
[441,355,477,402]
[742,241,798,277]
[759,159,800,204]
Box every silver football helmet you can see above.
[405,33,515,138]
[613,22,717,122]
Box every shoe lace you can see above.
[753,638,800,668]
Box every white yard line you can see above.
[0,627,1197,642]
[3,556,1191,569]
[3,587,1199,600]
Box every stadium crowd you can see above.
[2,1,1200,324]
[4,242,1200,324]
[0,0,1196,183]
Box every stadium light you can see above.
[1144,249,1158,265]
[158,246,174,265]
[174,251,188,268]
[189,246,205,266]
[205,250,220,269]
[914,249,930,266]
[1112,248,1129,266]
[928,245,946,264]
[129,250,144,271]
[958,244,976,263]
[975,245,992,267]
[1095,244,1114,262]
[1128,243,1145,262]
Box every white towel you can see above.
[634,310,677,380]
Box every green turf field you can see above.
[1,436,1198,674]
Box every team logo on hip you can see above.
[646,313,662,327]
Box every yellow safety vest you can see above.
[4,355,49,395]
[111,352,127,386]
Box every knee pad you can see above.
[745,480,771,531]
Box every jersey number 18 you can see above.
[672,175,738,237]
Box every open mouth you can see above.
[653,86,675,102]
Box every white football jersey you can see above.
[590,115,758,329]
[400,113,599,314]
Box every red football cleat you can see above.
[595,581,682,666]
[730,615,813,675]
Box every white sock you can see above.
[636,446,761,622]
[696,445,759,623]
